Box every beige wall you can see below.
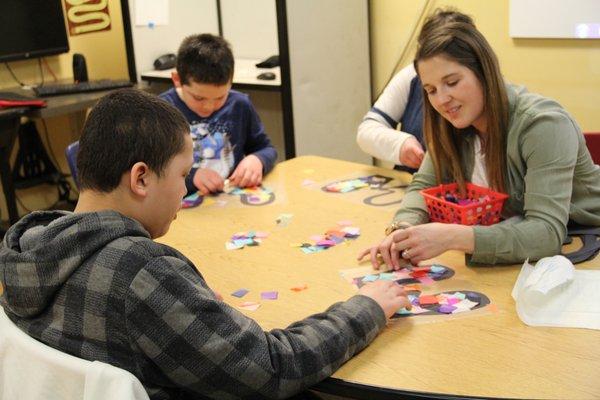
[0,0,128,222]
[370,0,600,132]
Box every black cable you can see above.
[374,0,432,100]
[38,58,45,87]
[41,119,62,170]
[4,62,25,86]
[41,118,79,198]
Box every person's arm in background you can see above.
[229,99,277,188]
[357,64,424,168]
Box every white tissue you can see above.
[512,255,600,330]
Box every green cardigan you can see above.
[393,84,600,265]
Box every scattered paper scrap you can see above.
[302,179,316,186]
[290,283,308,292]
[296,222,361,254]
[231,288,249,298]
[238,301,261,311]
[261,291,278,300]
[226,231,268,250]
[276,213,294,227]
[324,178,369,193]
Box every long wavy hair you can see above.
[415,21,508,194]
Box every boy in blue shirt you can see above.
[160,33,277,195]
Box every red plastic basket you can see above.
[420,182,508,226]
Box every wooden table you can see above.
[158,156,600,400]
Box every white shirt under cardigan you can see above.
[471,135,489,187]
[356,64,417,165]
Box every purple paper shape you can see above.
[231,288,249,298]
[261,291,278,300]
[438,304,457,314]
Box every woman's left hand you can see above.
[391,223,474,264]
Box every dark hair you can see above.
[417,8,475,44]
[415,21,508,193]
[176,33,234,85]
[77,88,189,192]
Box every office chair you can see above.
[0,307,149,400]
[65,141,80,188]
[584,132,600,165]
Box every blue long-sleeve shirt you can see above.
[160,88,277,193]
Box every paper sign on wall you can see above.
[135,0,169,27]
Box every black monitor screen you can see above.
[0,0,69,63]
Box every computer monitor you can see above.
[0,0,69,63]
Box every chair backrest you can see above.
[584,132,600,165]
[0,307,149,400]
[65,141,80,188]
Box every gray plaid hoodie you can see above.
[0,210,386,399]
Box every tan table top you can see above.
[158,155,600,400]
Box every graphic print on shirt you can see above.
[190,120,235,178]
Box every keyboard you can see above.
[33,79,133,97]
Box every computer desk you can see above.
[141,58,281,92]
[158,155,600,400]
[0,88,130,226]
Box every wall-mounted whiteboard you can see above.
[510,0,600,39]
[128,0,219,81]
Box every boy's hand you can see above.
[193,168,225,195]
[399,136,425,169]
[229,155,263,188]
[358,281,411,319]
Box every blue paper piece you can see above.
[361,274,379,282]
[430,264,445,273]
[231,288,249,298]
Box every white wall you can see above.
[220,0,279,59]
[286,0,371,163]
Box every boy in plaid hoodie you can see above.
[0,89,409,399]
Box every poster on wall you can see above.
[135,0,170,27]
[63,0,112,36]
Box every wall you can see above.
[370,0,600,132]
[128,0,218,82]
[0,0,129,223]
[221,0,279,59]
[287,0,372,163]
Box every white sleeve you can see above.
[356,64,418,165]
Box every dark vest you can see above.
[395,76,424,173]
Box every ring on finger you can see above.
[402,248,411,259]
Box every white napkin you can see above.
[512,255,600,330]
